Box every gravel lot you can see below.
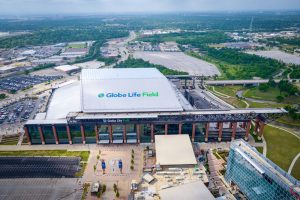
[247,50,300,65]
[133,51,220,76]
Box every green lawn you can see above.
[291,157,300,181]
[0,150,90,161]
[277,116,300,127]
[67,43,86,49]
[244,87,300,104]
[244,87,284,101]
[263,125,300,173]
[248,101,287,108]
[213,85,244,97]
[255,147,264,154]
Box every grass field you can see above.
[213,85,244,97]
[291,157,300,181]
[243,87,283,101]
[255,147,264,154]
[263,125,300,173]
[0,150,90,161]
[244,87,300,104]
[277,116,300,127]
[67,43,86,49]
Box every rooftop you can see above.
[155,135,197,166]
[158,181,215,200]
[80,68,183,113]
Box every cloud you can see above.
[0,0,300,15]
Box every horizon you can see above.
[1,0,300,16]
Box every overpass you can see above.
[166,75,299,86]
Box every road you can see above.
[205,79,300,86]
[106,31,136,68]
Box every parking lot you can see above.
[0,75,62,92]
[0,178,82,200]
[0,157,81,178]
[0,98,43,137]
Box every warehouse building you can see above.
[24,68,285,145]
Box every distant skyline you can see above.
[1,0,300,15]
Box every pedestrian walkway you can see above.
[288,152,300,174]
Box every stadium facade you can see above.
[24,68,285,145]
[225,140,300,200]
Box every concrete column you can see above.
[95,125,99,144]
[52,125,59,144]
[231,122,237,141]
[151,124,154,143]
[218,122,223,142]
[80,124,86,144]
[242,122,246,129]
[109,125,113,143]
[123,125,127,144]
[66,125,72,144]
[244,121,251,141]
[257,122,265,141]
[205,123,209,142]
[38,125,45,145]
[178,123,182,134]
[136,124,140,143]
[23,126,31,145]
[165,124,168,135]
[192,123,196,142]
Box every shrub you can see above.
[276,95,284,102]
[101,184,106,193]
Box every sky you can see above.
[1,0,300,15]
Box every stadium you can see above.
[24,68,285,145]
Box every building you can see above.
[225,140,300,200]
[155,135,197,167]
[158,180,215,200]
[54,65,80,74]
[24,68,285,145]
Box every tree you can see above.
[258,83,269,92]
[130,165,134,170]
[276,95,284,102]
[116,191,120,198]
[268,77,276,87]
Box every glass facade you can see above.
[112,125,123,143]
[194,123,205,142]
[154,124,165,135]
[69,125,82,144]
[98,125,110,143]
[225,141,300,200]
[27,125,41,144]
[167,124,179,135]
[56,125,69,144]
[42,125,55,144]
[140,124,151,143]
[84,124,96,144]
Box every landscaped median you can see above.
[263,125,300,180]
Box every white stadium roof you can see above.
[80,68,183,113]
